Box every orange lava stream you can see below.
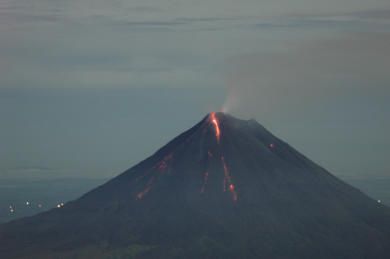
[221,156,238,202]
[136,176,155,200]
[210,112,221,143]
[136,153,173,200]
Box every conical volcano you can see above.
[1,112,390,259]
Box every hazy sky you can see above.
[1,0,390,179]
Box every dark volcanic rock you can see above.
[1,112,390,258]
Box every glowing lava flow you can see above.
[136,176,155,200]
[221,156,238,202]
[210,112,221,143]
[136,153,173,200]
[208,113,238,202]
[156,153,173,172]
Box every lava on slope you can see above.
[209,111,221,143]
[1,112,390,259]
[221,156,238,202]
[135,112,239,202]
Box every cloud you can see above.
[245,9,390,31]
[1,0,390,91]
[353,9,390,20]
[1,166,60,178]
[222,32,390,117]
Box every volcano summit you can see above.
[1,112,390,258]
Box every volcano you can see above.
[1,112,390,258]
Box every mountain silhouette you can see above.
[1,112,390,258]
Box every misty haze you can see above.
[1,0,390,258]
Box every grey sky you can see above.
[1,0,389,179]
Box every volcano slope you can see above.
[1,112,390,259]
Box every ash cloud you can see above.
[222,32,390,118]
